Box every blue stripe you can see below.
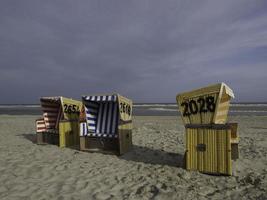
[87,117,96,120]
[83,96,119,137]
[111,102,115,134]
[113,103,118,134]
[101,103,107,133]
[86,109,98,114]
[104,103,110,133]
[99,103,105,133]
[83,123,85,136]
[85,102,99,108]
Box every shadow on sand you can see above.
[120,145,185,168]
[17,135,184,168]
[18,133,37,144]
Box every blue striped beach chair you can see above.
[80,94,133,155]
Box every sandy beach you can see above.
[0,115,266,199]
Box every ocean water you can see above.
[0,103,267,116]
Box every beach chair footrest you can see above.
[36,132,59,145]
[80,136,119,154]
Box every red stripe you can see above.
[37,127,46,130]
[40,99,59,104]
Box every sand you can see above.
[0,115,266,200]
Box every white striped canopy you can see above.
[82,94,119,137]
[82,95,117,102]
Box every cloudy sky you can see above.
[0,0,267,103]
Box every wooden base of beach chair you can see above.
[59,120,80,148]
[36,132,59,145]
[229,123,239,160]
[185,123,239,176]
[80,136,120,155]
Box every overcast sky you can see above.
[0,0,267,103]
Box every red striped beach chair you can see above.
[36,96,82,148]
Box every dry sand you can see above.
[0,115,266,200]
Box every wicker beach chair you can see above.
[176,83,239,175]
[36,96,82,148]
[79,94,132,155]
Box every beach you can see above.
[0,114,266,199]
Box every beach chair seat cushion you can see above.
[36,118,46,133]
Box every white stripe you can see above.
[97,96,101,101]
[37,125,46,128]
[96,104,103,133]
[83,123,86,136]
[102,96,106,101]
[80,123,84,136]
[87,113,97,119]
[88,125,96,129]
[44,118,57,121]
[88,120,96,124]
[108,96,112,101]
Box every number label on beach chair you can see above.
[61,97,82,120]
[63,103,80,114]
[118,95,132,122]
[180,96,216,117]
[176,83,235,124]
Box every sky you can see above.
[0,0,267,104]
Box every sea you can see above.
[0,103,267,116]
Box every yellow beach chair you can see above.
[176,83,239,175]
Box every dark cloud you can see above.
[0,0,267,103]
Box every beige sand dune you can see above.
[0,115,266,199]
